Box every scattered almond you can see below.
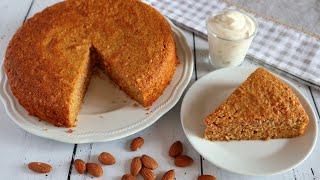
[28,162,52,173]
[141,154,158,170]
[122,173,136,180]
[198,174,216,180]
[130,157,142,176]
[98,152,116,165]
[74,159,86,174]
[86,163,103,177]
[130,137,144,151]
[169,141,183,158]
[161,169,175,180]
[140,167,155,180]
[174,155,194,167]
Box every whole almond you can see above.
[86,163,103,177]
[98,152,116,165]
[198,174,216,180]
[74,159,86,174]
[140,167,155,180]
[130,157,142,176]
[161,169,175,180]
[130,137,144,151]
[174,155,193,167]
[122,173,136,180]
[169,141,183,157]
[141,154,158,170]
[28,162,52,173]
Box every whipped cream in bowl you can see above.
[206,10,257,68]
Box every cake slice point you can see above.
[204,68,309,141]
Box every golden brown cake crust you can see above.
[88,0,178,107]
[204,68,309,141]
[4,0,177,127]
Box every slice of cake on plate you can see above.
[204,68,309,141]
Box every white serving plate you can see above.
[0,22,193,143]
[181,66,318,176]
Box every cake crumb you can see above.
[93,68,107,81]
[66,129,73,133]
[133,103,139,107]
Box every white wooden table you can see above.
[0,0,319,179]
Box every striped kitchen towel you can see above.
[144,0,320,89]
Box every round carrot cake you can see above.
[4,0,178,127]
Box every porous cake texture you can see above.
[204,68,309,141]
[4,0,178,127]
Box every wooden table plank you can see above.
[306,88,320,179]
[193,35,319,180]
[0,0,76,179]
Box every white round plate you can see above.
[0,22,193,143]
[181,66,318,176]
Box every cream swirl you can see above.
[207,11,256,40]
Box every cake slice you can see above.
[204,68,309,141]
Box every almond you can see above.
[74,159,86,174]
[198,174,216,180]
[130,157,142,176]
[161,169,175,180]
[28,162,52,173]
[141,154,158,170]
[169,141,183,157]
[130,137,144,151]
[86,163,103,177]
[140,167,155,180]
[174,155,193,167]
[98,152,116,165]
[122,173,136,180]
